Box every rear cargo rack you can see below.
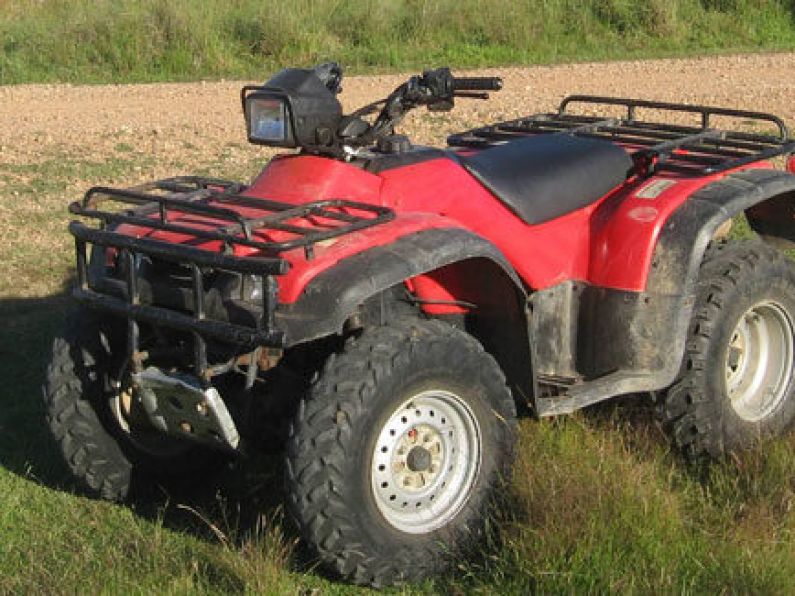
[69,176,395,381]
[448,95,795,177]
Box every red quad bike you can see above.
[45,63,795,585]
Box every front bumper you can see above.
[71,220,286,381]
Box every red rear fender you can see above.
[588,175,712,290]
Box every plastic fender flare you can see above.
[274,227,526,347]
[538,169,795,415]
[635,168,795,391]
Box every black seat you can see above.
[459,134,633,225]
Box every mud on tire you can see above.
[285,318,517,586]
[662,239,795,458]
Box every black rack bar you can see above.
[72,222,287,375]
[616,120,782,147]
[123,249,142,373]
[84,186,256,240]
[263,276,278,332]
[642,129,722,154]
[704,143,795,174]
[73,288,285,347]
[145,176,245,195]
[677,143,750,158]
[71,177,394,261]
[558,95,789,140]
[70,221,289,275]
[210,192,362,225]
[75,239,88,289]
[654,163,703,175]
[448,95,795,177]
[70,207,269,253]
[190,263,208,381]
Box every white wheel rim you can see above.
[370,389,481,534]
[725,300,795,422]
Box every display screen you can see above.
[246,96,291,144]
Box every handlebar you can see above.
[452,77,503,92]
[342,67,504,148]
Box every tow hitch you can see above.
[132,367,240,450]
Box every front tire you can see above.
[285,318,516,586]
[662,240,795,457]
[43,309,226,501]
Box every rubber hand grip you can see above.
[451,77,503,92]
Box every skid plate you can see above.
[133,367,240,450]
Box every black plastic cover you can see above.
[459,135,632,225]
[252,68,343,150]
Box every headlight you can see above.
[245,94,294,147]
[241,68,343,152]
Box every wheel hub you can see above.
[371,390,481,534]
[406,446,432,472]
[724,301,794,422]
[391,424,444,491]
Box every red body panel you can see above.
[246,155,383,203]
[378,158,595,289]
[118,152,772,305]
[587,176,713,289]
[247,154,741,302]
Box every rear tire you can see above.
[662,240,795,457]
[285,318,516,586]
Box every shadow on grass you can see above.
[0,284,309,572]
[583,393,670,452]
[0,288,74,488]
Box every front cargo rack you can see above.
[70,176,394,261]
[448,95,795,177]
[69,176,395,382]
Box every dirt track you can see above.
[1,52,795,170]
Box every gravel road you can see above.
[1,52,794,172]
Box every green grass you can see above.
[1,0,795,84]
[466,414,795,592]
